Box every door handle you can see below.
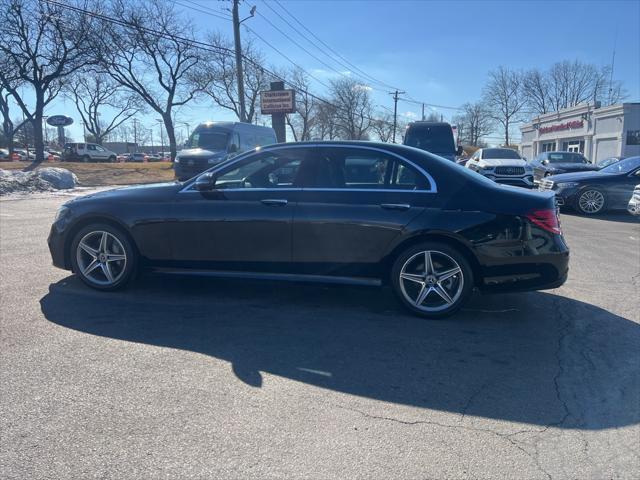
[380,203,411,211]
[261,198,288,206]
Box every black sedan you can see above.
[48,142,569,318]
[539,156,640,215]
[530,151,599,184]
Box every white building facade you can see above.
[520,102,640,163]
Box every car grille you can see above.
[495,166,525,176]
[539,179,554,191]
[178,156,210,169]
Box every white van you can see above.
[174,122,277,180]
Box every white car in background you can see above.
[466,148,534,188]
[628,185,640,216]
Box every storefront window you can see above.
[541,142,555,152]
[562,140,585,153]
[627,130,640,146]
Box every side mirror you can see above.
[542,159,549,165]
[193,172,216,191]
[228,144,238,154]
[456,145,463,156]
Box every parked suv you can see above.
[174,122,277,180]
[403,121,463,162]
[63,143,117,162]
[466,148,534,188]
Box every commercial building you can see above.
[520,102,640,162]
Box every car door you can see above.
[609,167,640,208]
[169,147,310,271]
[292,145,436,277]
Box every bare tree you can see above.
[522,68,551,114]
[424,112,441,122]
[0,0,95,163]
[194,33,269,124]
[523,61,627,115]
[458,102,494,146]
[483,67,526,146]
[67,71,142,145]
[0,84,27,154]
[98,0,201,160]
[284,68,315,141]
[370,113,397,143]
[313,102,338,140]
[330,78,372,140]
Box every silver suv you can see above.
[63,143,117,162]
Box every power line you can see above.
[263,0,400,92]
[41,0,398,129]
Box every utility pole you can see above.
[232,0,247,123]
[389,89,405,144]
[421,103,425,121]
[133,118,138,151]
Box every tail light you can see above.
[526,208,561,234]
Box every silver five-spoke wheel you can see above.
[577,189,604,214]
[76,230,127,286]
[399,250,464,313]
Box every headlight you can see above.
[480,166,494,171]
[174,156,180,163]
[54,205,69,222]
[556,182,579,189]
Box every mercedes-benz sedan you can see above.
[48,142,569,318]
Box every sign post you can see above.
[261,82,296,143]
[46,115,74,146]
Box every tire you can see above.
[70,223,137,291]
[391,241,474,319]
[108,155,116,163]
[575,187,606,215]
[82,155,91,163]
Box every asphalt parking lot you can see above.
[1,191,639,480]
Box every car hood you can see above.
[67,181,182,205]
[546,170,612,182]
[477,159,527,168]
[544,162,598,172]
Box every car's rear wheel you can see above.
[391,242,473,318]
[82,154,91,163]
[70,224,137,291]
[576,188,606,215]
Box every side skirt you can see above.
[150,267,382,287]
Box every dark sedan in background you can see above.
[48,142,569,318]
[530,151,599,184]
[539,156,640,215]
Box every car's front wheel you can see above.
[70,224,137,290]
[575,188,606,215]
[391,242,473,318]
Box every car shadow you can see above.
[40,274,640,430]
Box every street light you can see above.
[155,118,165,156]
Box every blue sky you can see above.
[29,0,640,143]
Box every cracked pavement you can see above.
[1,192,639,479]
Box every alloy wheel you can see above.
[76,230,127,286]
[578,190,604,214]
[399,250,464,313]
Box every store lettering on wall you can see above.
[538,120,584,134]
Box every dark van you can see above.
[174,121,277,180]
[403,121,462,162]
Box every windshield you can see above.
[189,129,230,151]
[482,148,521,159]
[600,156,640,174]
[545,152,585,163]
[404,125,455,154]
